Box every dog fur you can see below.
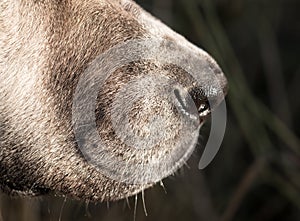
[0,0,227,202]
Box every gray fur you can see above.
[0,0,227,202]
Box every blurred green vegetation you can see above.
[1,0,299,220]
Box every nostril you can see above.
[198,100,211,118]
[189,88,214,120]
[174,89,187,109]
[174,88,212,123]
[173,88,199,121]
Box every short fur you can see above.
[0,0,227,201]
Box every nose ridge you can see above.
[187,59,227,122]
[206,57,228,96]
[215,68,228,96]
[208,69,228,111]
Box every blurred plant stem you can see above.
[257,16,292,127]
[263,169,300,209]
[220,158,265,221]
[0,194,40,221]
[179,0,300,219]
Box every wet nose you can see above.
[190,63,227,122]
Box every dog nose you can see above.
[189,62,227,123]
[213,65,228,96]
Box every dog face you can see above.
[0,0,227,201]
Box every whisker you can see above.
[126,197,131,209]
[141,187,148,216]
[58,196,67,221]
[85,200,92,218]
[133,194,138,221]
[160,180,167,194]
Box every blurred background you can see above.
[1,0,299,220]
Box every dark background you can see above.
[1,0,299,220]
